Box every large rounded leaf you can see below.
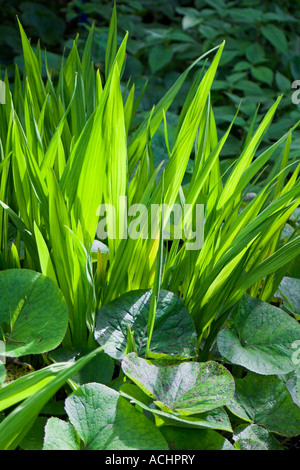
[227,373,300,437]
[0,269,68,357]
[95,289,197,360]
[217,294,300,375]
[122,353,235,415]
[44,383,168,450]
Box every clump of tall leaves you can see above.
[0,6,299,451]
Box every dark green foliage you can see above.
[1,0,300,159]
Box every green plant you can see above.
[3,0,300,161]
[0,6,299,451]
[61,0,300,160]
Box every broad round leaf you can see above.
[61,383,168,450]
[0,269,68,357]
[217,294,300,375]
[95,289,197,360]
[122,354,235,415]
[227,373,300,437]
